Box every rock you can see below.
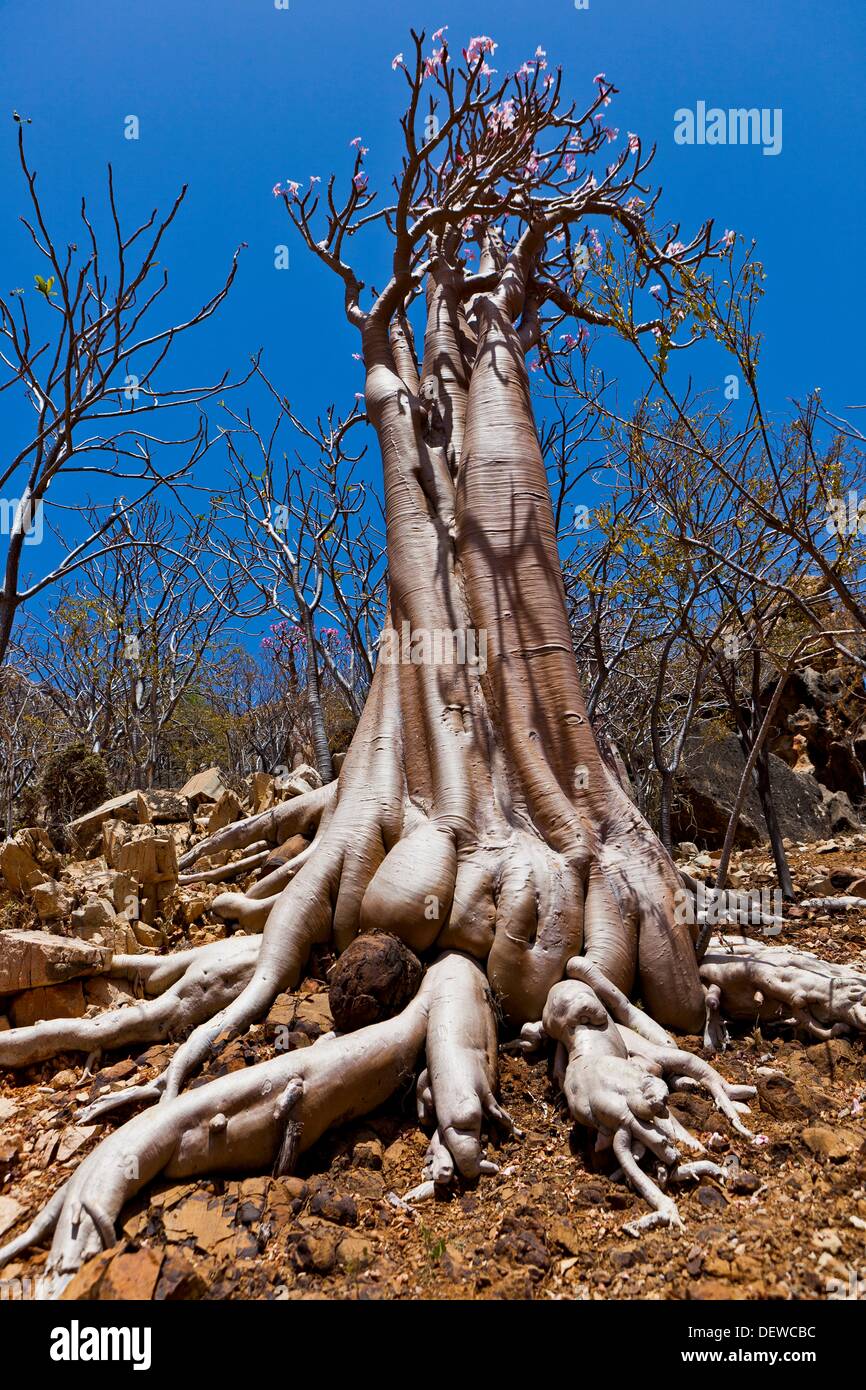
[0,836,41,893]
[329,931,422,1032]
[61,1246,163,1301]
[69,791,150,851]
[132,922,165,949]
[140,790,188,824]
[292,1229,338,1273]
[180,767,226,807]
[162,1191,240,1257]
[251,772,275,814]
[547,1218,582,1256]
[9,980,87,1027]
[813,1228,842,1254]
[729,1168,760,1194]
[820,788,862,834]
[696,1184,728,1210]
[0,1194,24,1238]
[70,896,117,940]
[154,1252,207,1300]
[756,1069,830,1120]
[806,1038,856,1077]
[337,1233,376,1270]
[352,1139,384,1170]
[103,821,178,886]
[281,763,322,796]
[32,877,72,923]
[0,1097,17,1121]
[673,730,838,848]
[55,1124,97,1162]
[206,789,246,835]
[803,1126,863,1161]
[0,929,110,994]
[494,1216,550,1271]
[309,1188,357,1226]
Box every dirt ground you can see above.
[2,837,866,1302]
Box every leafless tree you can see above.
[0,124,241,666]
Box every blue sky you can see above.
[1,0,864,621]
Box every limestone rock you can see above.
[32,877,72,923]
[69,791,150,852]
[180,767,226,807]
[0,929,110,995]
[9,980,87,1026]
[103,821,178,886]
[206,789,245,835]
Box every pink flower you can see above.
[589,228,603,256]
[352,352,362,361]
[564,154,576,176]
[604,126,618,143]
[272,183,283,197]
[353,172,368,192]
[666,240,685,257]
[286,181,300,198]
[515,61,535,79]
[432,25,448,43]
[534,45,548,68]
[723,228,736,248]
[594,72,606,84]
[391,52,403,69]
[350,136,363,147]
[560,333,579,350]
[424,48,445,78]
[627,131,640,153]
[648,283,664,299]
[465,35,497,64]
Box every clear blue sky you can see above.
[1,0,864,608]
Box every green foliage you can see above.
[36,742,110,827]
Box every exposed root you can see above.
[0,936,260,1067]
[542,975,753,1232]
[178,844,270,886]
[419,951,512,1186]
[177,781,336,872]
[700,934,866,1047]
[0,958,450,1277]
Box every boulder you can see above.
[278,763,323,799]
[31,878,72,924]
[140,789,188,824]
[9,980,87,1027]
[206,789,246,835]
[179,767,226,807]
[0,828,60,893]
[69,791,150,852]
[673,730,841,848]
[0,929,110,995]
[251,771,276,814]
[103,821,178,886]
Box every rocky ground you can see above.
[2,826,866,1302]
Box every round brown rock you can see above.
[329,931,422,1032]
